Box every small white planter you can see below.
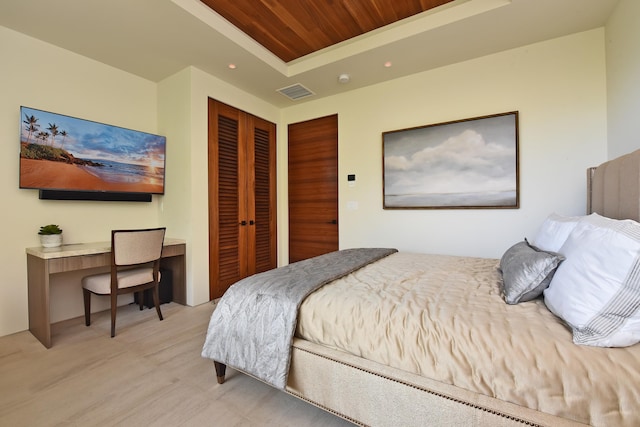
[40,234,63,248]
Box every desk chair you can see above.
[82,228,166,337]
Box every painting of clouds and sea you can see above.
[383,112,518,209]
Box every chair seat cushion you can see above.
[82,268,160,295]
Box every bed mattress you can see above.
[295,252,640,426]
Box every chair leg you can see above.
[138,291,144,311]
[152,285,163,321]
[110,292,118,338]
[83,288,91,326]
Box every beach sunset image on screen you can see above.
[19,106,166,195]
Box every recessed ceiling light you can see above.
[338,73,350,84]
[384,61,392,68]
[228,63,237,69]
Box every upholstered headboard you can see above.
[587,149,640,222]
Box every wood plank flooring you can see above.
[0,302,354,427]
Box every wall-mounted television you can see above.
[19,106,166,202]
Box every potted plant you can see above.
[39,224,63,248]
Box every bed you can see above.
[202,149,640,427]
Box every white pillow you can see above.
[543,213,640,347]
[532,213,583,253]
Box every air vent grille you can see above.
[277,83,315,100]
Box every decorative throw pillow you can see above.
[499,239,565,305]
[544,213,640,347]
[532,213,583,253]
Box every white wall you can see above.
[281,29,608,260]
[157,68,194,301]
[606,0,640,159]
[0,27,164,335]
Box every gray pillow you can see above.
[499,239,565,304]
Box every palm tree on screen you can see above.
[23,114,39,143]
[47,123,59,147]
[59,130,68,149]
[37,131,49,145]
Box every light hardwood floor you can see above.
[0,302,355,427]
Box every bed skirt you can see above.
[285,338,586,427]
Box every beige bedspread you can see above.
[296,252,640,426]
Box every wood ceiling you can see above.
[200,0,455,63]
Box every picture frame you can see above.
[383,111,519,209]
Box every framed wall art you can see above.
[383,111,519,209]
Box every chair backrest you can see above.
[111,228,166,266]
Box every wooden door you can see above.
[288,114,339,263]
[208,99,276,299]
[248,114,277,275]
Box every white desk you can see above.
[26,239,186,348]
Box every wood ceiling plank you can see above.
[201,0,454,62]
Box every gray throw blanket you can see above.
[201,247,397,389]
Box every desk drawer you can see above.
[49,253,110,273]
[161,243,186,258]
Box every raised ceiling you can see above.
[0,0,621,107]
[200,0,455,62]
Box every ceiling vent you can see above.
[277,83,315,100]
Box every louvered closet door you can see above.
[208,99,276,300]
[209,100,242,299]
[248,115,277,275]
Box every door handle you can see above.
[249,220,255,225]
[239,220,247,226]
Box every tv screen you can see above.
[19,106,166,196]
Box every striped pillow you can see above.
[543,213,640,347]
